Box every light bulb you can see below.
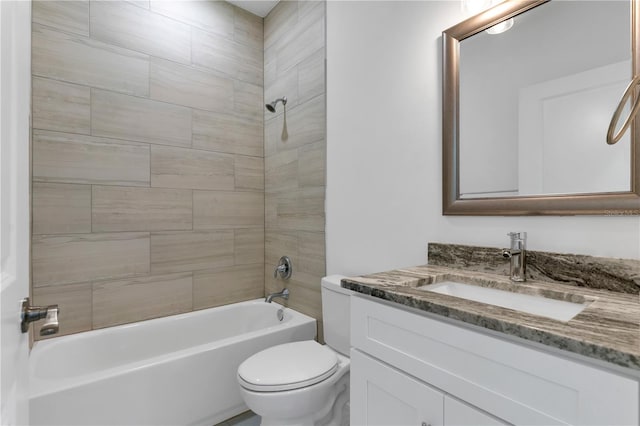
[485,18,514,34]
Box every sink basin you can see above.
[420,281,589,322]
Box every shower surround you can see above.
[263,0,327,339]
[30,0,328,340]
[30,0,265,339]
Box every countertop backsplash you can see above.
[428,242,639,295]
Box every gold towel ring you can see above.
[607,75,640,145]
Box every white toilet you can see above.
[237,275,353,426]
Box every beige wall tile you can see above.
[32,130,150,186]
[193,264,263,310]
[93,273,193,328]
[32,232,150,287]
[192,109,262,157]
[298,231,325,277]
[32,282,92,340]
[32,0,89,36]
[298,0,324,23]
[150,0,234,38]
[193,191,264,229]
[265,94,325,156]
[298,47,325,104]
[235,155,264,191]
[265,0,323,63]
[32,77,90,134]
[274,18,324,76]
[265,231,298,267]
[233,6,263,51]
[151,145,234,191]
[151,231,234,274]
[266,188,325,232]
[192,28,262,86]
[234,80,263,121]
[265,149,298,193]
[91,1,191,64]
[91,89,192,147]
[92,186,193,232]
[298,141,326,188]
[150,58,234,112]
[265,191,278,231]
[32,24,148,97]
[33,183,91,235]
[264,58,277,89]
[264,0,297,50]
[235,228,264,265]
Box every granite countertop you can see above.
[342,265,640,371]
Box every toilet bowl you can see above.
[238,341,350,426]
[236,275,353,426]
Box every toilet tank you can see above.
[321,275,353,356]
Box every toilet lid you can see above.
[238,341,339,392]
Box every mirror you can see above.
[443,0,640,215]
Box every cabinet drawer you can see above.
[351,296,639,426]
[444,396,507,426]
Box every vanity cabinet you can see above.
[351,349,506,426]
[350,296,640,426]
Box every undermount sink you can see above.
[420,281,589,322]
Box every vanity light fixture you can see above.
[461,0,515,34]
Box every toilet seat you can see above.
[238,341,339,392]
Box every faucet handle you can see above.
[20,298,60,335]
[507,232,527,248]
[507,231,526,240]
[40,306,60,336]
[274,256,293,280]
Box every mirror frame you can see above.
[443,0,640,215]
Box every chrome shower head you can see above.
[266,97,287,113]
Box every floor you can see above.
[217,410,261,426]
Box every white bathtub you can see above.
[29,300,316,426]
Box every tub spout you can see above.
[265,288,289,303]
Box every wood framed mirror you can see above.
[443,0,640,215]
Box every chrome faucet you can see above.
[265,288,290,303]
[501,232,527,282]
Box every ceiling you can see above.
[226,0,279,18]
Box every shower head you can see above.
[266,97,287,113]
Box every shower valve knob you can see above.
[274,256,292,280]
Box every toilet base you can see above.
[257,374,349,426]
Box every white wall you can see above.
[326,1,640,277]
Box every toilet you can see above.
[237,275,353,426]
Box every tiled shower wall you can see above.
[263,2,327,338]
[30,0,265,338]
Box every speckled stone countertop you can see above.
[342,265,640,371]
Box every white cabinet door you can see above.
[444,396,507,426]
[352,296,639,426]
[351,349,444,426]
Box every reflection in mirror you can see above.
[459,1,631,199]
[442,0,640,215]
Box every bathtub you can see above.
[29,300,316,426]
